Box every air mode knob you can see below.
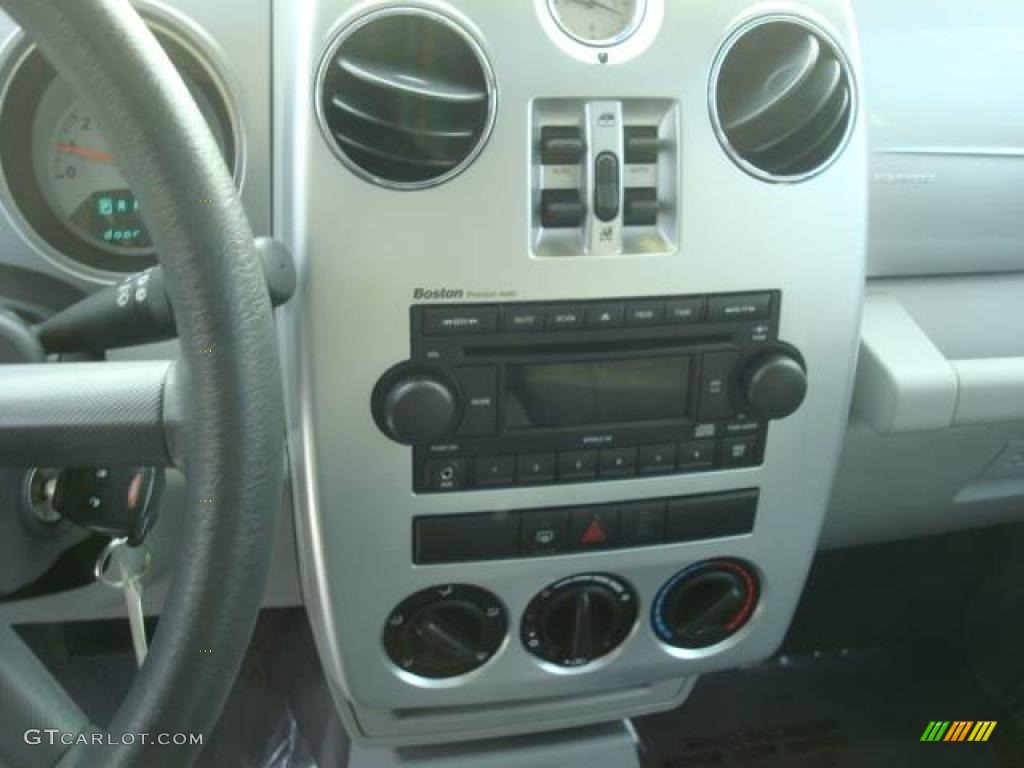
[739,349,807,420]
[375,369,459,445]
[383,585,507,679]
[652,559,759,649]
[522,574,638,668]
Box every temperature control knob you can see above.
[383,585,507,679]
[522,574,637,668]
[739,348,807,420]
[652,559,759,649]
[374,369,459,445]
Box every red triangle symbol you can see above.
[581,519,607,544]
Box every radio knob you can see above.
[378,373,459,445]
[740,350,807,420]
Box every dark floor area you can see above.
[35,611,1024,768]
[26,609,348,768]
[634,648,1024,768]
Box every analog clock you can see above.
[548,0,647,47]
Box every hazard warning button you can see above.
[570,507,620,551]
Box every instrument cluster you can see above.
[0,17,240,277]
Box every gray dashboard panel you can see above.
[858,0,1024,277]
[275,0,867,745]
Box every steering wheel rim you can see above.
[0,1,285,766]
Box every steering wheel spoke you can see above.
[0,625,98,768]
[0,361,184,468]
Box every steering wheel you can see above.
[0,0,285,766]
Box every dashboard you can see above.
[1,0,1022,753]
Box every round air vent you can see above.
[316,8,496,189]
[711,17,855,182]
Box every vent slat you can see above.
[744,59,843,155]
[749,59,843,159]
[773,89,852,175]
[714,19,854,181]
[330,95,476,139]
[318,9,495,188]
[723,34,820,136]
[337,56,486,104]
[334,131,457,169]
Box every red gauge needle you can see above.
[55,142,116,164]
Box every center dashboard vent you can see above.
[316,8,496,189]
[711,17,855,182]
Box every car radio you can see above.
[372,291,807,493]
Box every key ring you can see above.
[94,536,151,589]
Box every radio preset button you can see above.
[518,453,557,484]
[708,293,771,323]
[502,305,544,333]
[638,443,677,474]
[625,301,665,326]
[456,366,498,437]
[520,509,571,555]
[678,441,715,470]
[665,297,706,324]
[474,456,515,487]
[422,306,498,336]
[585,302,624,329]
[545,305,585,330]
[599,447,638,478]
[570,507,620,551]
[559,450,598,481]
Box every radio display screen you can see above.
[505,356,691,428]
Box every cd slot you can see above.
[463,334,732,359]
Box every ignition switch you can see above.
[51,466,164,546]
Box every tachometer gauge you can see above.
[0,22,238,275]
[548,0,647,47]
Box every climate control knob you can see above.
[652,559,759,649]
[383,585,507,679]
[739,349,807,420]
[522,574,637,668]
[374,369,459,445]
